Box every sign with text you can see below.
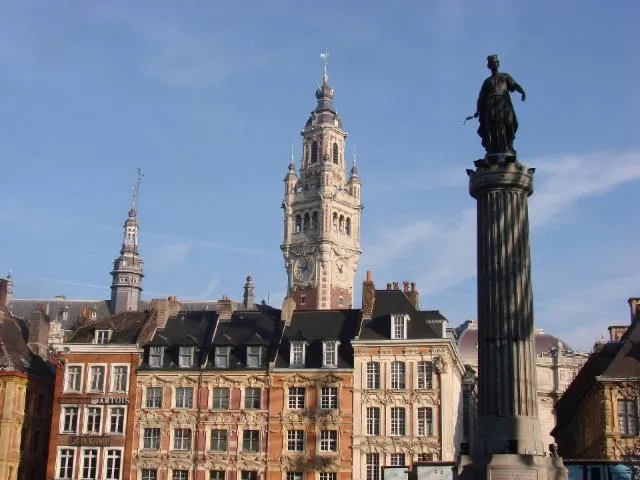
[416,465,454,480]
[90,397,129,405]
[383,467,409,480]
[68,436,111,447]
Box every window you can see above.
[288,387,305,409]
[416,453,432,463]
[391,314,407,339]
[175,387,193,409]
[61,406,79,433]
[323,341,338,367]
[366,362,380,389]
[241,472,257,480]
[105,449,122,480]
[95,330,110,344]
[320,387,338,409]
[65,365,82,392]
[366,407,380,436]
[85,406,102,434]
[390,453,405,466]
[366,453,380,480]
[243,430,260,452]
[58,449,75,479]
[246,346,262,367]
[287,430,304,451]
[332,143,339,164]
[320,474,337,480]
[173,428,192,450]
[391,407,406,436]
[311,141,318,163]
[215,347,230,368]
[143,428,160,450]
[81,448,98,479]
[210,472,225,480]
[618,399,639,436]
[88,366,105,392]
[319,430,337,452]
[417,361,433,389]
[149,347,164,368]
[109,407,125,434]
[212,388,230,409]
[112,366,128,392]
[210,429,228,451]
[173,471,188,480]
[245,388,261,409]
[142,470,158,480]
[290,342,305,366]
[179,346,195,368]
[287,473,303,480]
[345,218,351,236]
[295,215,302,234]
[390,362,406,389]
[146,387,162,408]
[417,407,433,436]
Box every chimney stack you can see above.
[608,325,628,342]
[402,281,409,293]
[629,297,640,324]
[0,279,7,308]
[405,281,419,309]
[362,271,376,320]
[386,282,392,290]
[150,296,181,330]
[217,295,235,321]
[392,281,399,290]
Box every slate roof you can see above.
[68,311,151,344]
[275,309,361,369]
[0,313,55,379]
[358,289,447,341]
[10,298,113,329]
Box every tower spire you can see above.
[351,146,358,176]
[130,167,144,214]
[289,144,295,171]
[320,49,329,82]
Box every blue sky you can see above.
[0,1,638,351]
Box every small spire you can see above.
[351,146,359,175]
[130,167,144,215]
[289,144,295,171]
[320,49,329,83]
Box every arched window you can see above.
[345,218,351,236]
[339,215,344,233]
[303,213,310,231]
[295,215,302,233]
[311,142,318,163]
[332,212,338,232]
[332,143,339,164]
[311,211,319,230]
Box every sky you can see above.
[0,1,638,352]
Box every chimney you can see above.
[150,296,181,330]
[217,295,235,321]
[402,281,409,293]
[386,282,392,290]
[405,281,419,309]
[392,281,399,290]
[629,297,640,324]
[243,275,256,310]
[5,272,12,304]
[28,310,50,357]
[362,271,376,320]
[0,279,7,308]
[608,325,628,342]
[281,296,296,326]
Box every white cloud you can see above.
[148,243,192,268]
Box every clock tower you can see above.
[281,59,362,310]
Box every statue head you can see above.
[487,54,500,71]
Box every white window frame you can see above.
[320,473,337,480]
[287,429,304,452]
[59,405,80,434]
[64,364,84,393]
[242,429,260,452]
[108,405,127,434]
[141,468,159,480]
[320,386,338,410]
[179,346,195,368]
[174,387,194,409]
[210,471,225,480]
[211,387,230,409]
[95,329,111,344]
[390,361,406,389]
[390,407,406,436]
[56,447,76,480]
[142,427,161,450]
[290,341,306,367]
[149,346,164,368]
[110,364,129,393]
[80,447,99,480]
[366,362,380,389]
[319,429,338,452]
[390,314,408,340]
[287,473,303,480]
[145,386,163,409]
[214,346,230,368]
[103,447,124,480]
[246,345,263,367]
[172,428,193,451]
[366,406,380,436]
[244,387,261,409]
[417,361,433,389]
[322,340,339,368]
[84,405,103,435]
[171,470,190,480]
[417,406,434,437]
[288,387,305,410]
[390,453,406,466]
[365,453,380,480]
[209,428,228,452]
[87,363,107,393]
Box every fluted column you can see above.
[469,158,544,456]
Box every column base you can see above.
[458,453,568,480]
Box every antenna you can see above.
[131,167,144,211]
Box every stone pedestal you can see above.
[460,157,567,480]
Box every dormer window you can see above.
[215,347,230,368]
[391,314,408,340]
[179,346,195,368]
[290,341,306,367]
[322,340,340,368]
[95,330,111,344]
[247,346,262,367]
[149,347,164,367]
[90,310,97,320]
[62,309,69,321]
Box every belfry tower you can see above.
[281,55,362,310]
[110,170,144,313]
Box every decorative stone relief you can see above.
[282,373,316,387]
[204,374,241,388]
[434,356,447,374]
[139,375,170,387]
[241,375,269,387]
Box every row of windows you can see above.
[365,406,434,437]
[365,361,434,390]
[143,386,339,410]
[306,141,341,165]
[148,345,264,369]
[56,448,123,480]
[293,212,353,237]
[289,340,339,368]
[64,364,129,393]
[365,453,436,480]
[60,405,126,435]
[138,471,336,480]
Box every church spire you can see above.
[110,169,144,314]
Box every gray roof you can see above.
[0,313,55,379]
[10,298,112,329]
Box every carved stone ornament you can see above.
[236,453,266,470]
[241,374,270,387]
[139,375,170,387]
[412,390,440,405]
[204,374,241,388]
[434,355,447,374]
[175,374,199,387]
[356,436,440,456]
[290,243,317,257]
[316,372,344,386]
[282,373,317,387]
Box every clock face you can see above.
[294,256,315,282]
[335,260,348,282]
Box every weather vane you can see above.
[131,167,144,211]
[320,49,329,79]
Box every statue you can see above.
[466,55,526,157]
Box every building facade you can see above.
[351,274,465,480]
[281,70,362,310]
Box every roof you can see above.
[599,318,640,378]
[68,311,151,344]
[358,289,447,341]
[0,313,55,379]
[10,298,113,329]
[275,309,361,368]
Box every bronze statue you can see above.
[466,55,526,156]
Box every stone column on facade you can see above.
[460,157,567,480]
